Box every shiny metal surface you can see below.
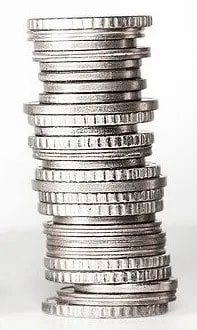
[24,15,177,318]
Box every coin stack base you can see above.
[24,15,177,318]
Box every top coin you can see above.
[27,16,152,31]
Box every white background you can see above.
[0,0,197,329]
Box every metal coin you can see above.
[34,39,137,51]
[42,297,168,318]
[34,125,138,136]
[45,266,171,284]
[33,47,150,62]
[29,132,153,150]
[42,158,146,170]
[53,214,155,225]
[35,163,160,182]
[44,253,170,271]
[28,28,144,41]
[24,98,158,115]
[27,16,152,30]
[33,176,166,193]
[39,91,141,104]
[43,79,146,93]
[28,111,154,127]
[75,277,178,293]
[39,59,142,71]
[39,68,140,82]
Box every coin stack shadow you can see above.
[24,16,178,318]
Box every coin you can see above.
[45,266,171,284]
[29,132,153,150]
[24,98,158,115]
[38,189,164,204]
[57,289,176,306]
[34,38,137,51]
[39,68,140,82]
[75,277,178,293]
[33,176,166,193]
[27,16,152,31]
[42,297,168,318]
[43,79,146,93]
[39,59,142,71]
[39,91,142,104]
[35,163,160,182]
[44,253,170,271]
[28,111,154,127]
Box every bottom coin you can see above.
[42,297,168,318]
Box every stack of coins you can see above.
[24,16,177,318]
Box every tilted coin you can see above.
[43,79,146,93]
[33,176,166,193]
[57,289,176,305]
[45,266,171,284]
[39,68,140,82]
[29,132,153,150]
[39,59,142,71]
[35,163,161,182]
[27,16,152,30]
[34,39,137,51]
[28,111,154,127]
[42,297,168,318]
[39,189,164,204]
[44,253,170,271]
[33,47,150,62]
[24,98,158,115]
[39,91,141,104]
[75,277,178,294]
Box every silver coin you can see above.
[33,176,166,193]
[53,214,155,225]
[39,91,141,104]
[34,39,137,51]
[32,146,152,161]
[42,297,168,318]
[39,68,140,82]
[33,47,150,62]
[29,132,153,150]
[75,277,178,294]
[28,28,144,41]
[28,111,154,127]
[34,124,138,136]
[38,199,163,217]
[35,163,160,182]
[43,220,162,237]
[24,98,158,115]
[46,233,166,248]
[27,16,152,30]
[39,59,142,71]
[39,189,164,204]
[44,253,170,271]
[45,266,171,284]
[42,158,146,170]
[46,246,166,259]
[43,79,146,93]
[57,289,175,306]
